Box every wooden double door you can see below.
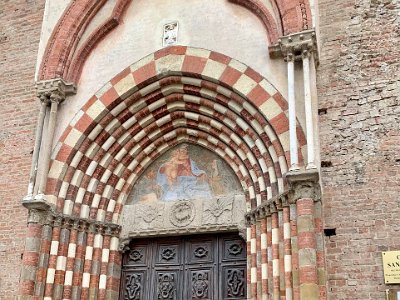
[120,233,247,299]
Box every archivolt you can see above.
[46,47,306,224]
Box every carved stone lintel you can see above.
[36,78,77,104]
[169,201,195,227]
[286,169,321,202]
[269,29,319,65]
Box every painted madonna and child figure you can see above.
[130,144,241,203]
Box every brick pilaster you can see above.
[18,204,50,299]
[286,169,324,300]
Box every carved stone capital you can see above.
[36,78,76,104]
[244,190,293,224]
[27,209,49,224]
[88,223,97,233]
[118,238,130,253]
[269,29,319,65]
[286,169,321,202]
[53,215,63,227]
[280,192,290,207]
[23,202,122,236]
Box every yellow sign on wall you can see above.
[382,251,400,284]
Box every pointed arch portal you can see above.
[47,46,305,222]
[20,47,323,300]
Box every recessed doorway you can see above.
[120,233,247,299]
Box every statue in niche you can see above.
[128,144,241,204]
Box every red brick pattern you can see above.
[290,203,300,300]
[284,206,293,298]
[19,223,42,296]
[271,212,280,298]
[317,0,400,298]
[39,0,113,80]
[0,0,46,297]
[260,218,268,297]
[228,0,312,37]
[296,198,319,296]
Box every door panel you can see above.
[154,270,180,299]
[220,265,247,299]
[187,267,214,299]
[120,233,246,300]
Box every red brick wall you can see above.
[318,0,400,298]
[0,0,45,298]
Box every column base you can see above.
[289,163,300,171]
[306,163,318,170]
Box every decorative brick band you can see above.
[65,0,131,83]
[39,0,110,80]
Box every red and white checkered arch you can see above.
[47,46,305,221]
[30,46,307,298]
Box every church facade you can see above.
[0,0,399,299]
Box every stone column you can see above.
[36,95,60,197]
[21,79,76,205]
[287,52,300,171]
[25,99,47,200]
[302,48,317,169]
[104,236,124,300]
[269,29,319,170]
[286,169,323,300]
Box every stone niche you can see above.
[120,144,246,239]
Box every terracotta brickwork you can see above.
[0,0,45,298]
[318,0,400,298]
